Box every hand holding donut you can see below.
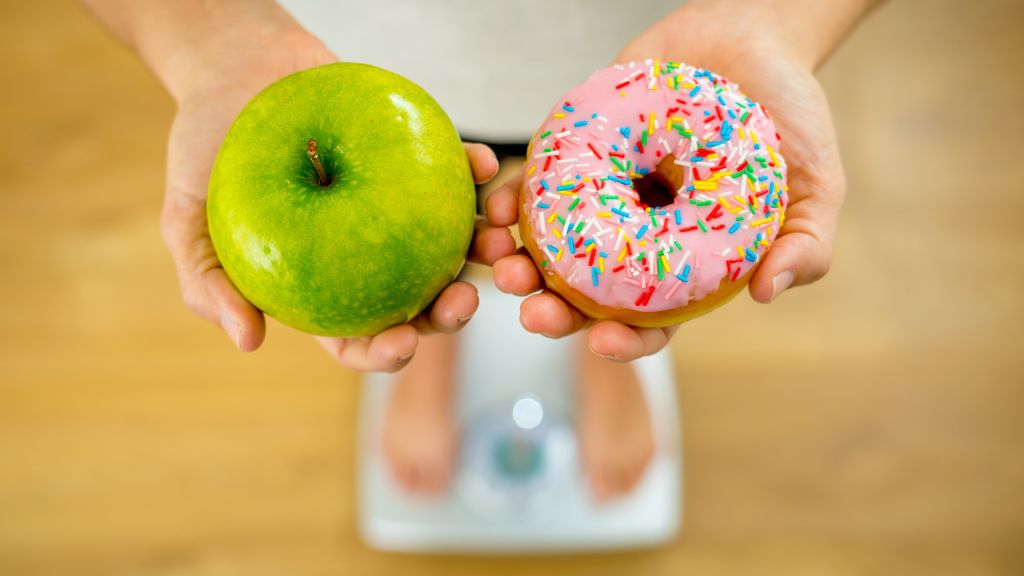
[489,0,876,361]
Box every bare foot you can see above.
[380,334,458,495]
[576,343,655,501]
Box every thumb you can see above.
[748,229,834,303]
[161,192,266,352]
[748,174,844,303]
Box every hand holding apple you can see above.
[209,62,491,335]
[156,26,513,371]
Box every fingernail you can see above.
[456,314,473,326]
[395,351,415,367]
[770,270,796,301]
[588,343,617,361]
[219,313,242,350]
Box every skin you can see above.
[82,0,515,371]
[487,0,885,362]
[81,0,883,370]
[208,63,478,337]
[82,0,883,502]
[385,330,655,500]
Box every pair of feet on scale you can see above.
[381,334,655,501]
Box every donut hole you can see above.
[632,155,685,209]
[633,172,676,208]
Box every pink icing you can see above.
[522,60,788,313]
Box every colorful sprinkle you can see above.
[523,59,787,315]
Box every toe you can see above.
[622,462,645,495]
[420,465,446,495]
[391,459,416,493]
[606,465,629,500]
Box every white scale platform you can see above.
[358,284,682,553]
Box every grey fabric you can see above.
[279,0,680,141]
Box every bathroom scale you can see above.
[357,283,681,553]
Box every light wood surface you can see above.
[1,1,1022,574]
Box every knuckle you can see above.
[179,281,206,317]
[388,356,413,373]
[325,341,348,364]
[807,233,834,279]
[799,242,832,283]
[159,192,206,249]
[814,253,833,281]
[639,330,668,357]
[181,282,204,313]
[158,208,178,250]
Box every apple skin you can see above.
[208,63,475,337]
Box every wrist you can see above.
[130,3,327,103]
[676,0,875,71]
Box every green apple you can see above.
[208,63,475,337]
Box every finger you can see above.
[468,217,516,265]
[748,231,830,303]
[484,171,522,227]
[493,253,543,295]
[587,321,677,362]
[425,281,479,334]
[203,268,266,352]
[315,324,418,373]
[463,142,499,185]
[161,193,266,352]
[519,291,589,338]
[748,182,843,303]
[750,132,845,302]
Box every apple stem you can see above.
[306,139,329,186]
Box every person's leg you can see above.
[576,341,655,501]
[381,333,458,495]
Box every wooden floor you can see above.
[1,1,1022,574]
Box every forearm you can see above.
[81,0,311,101]
[765,0,885,69]
[680,0,885,70]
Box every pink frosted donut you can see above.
[519,59,788,327]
